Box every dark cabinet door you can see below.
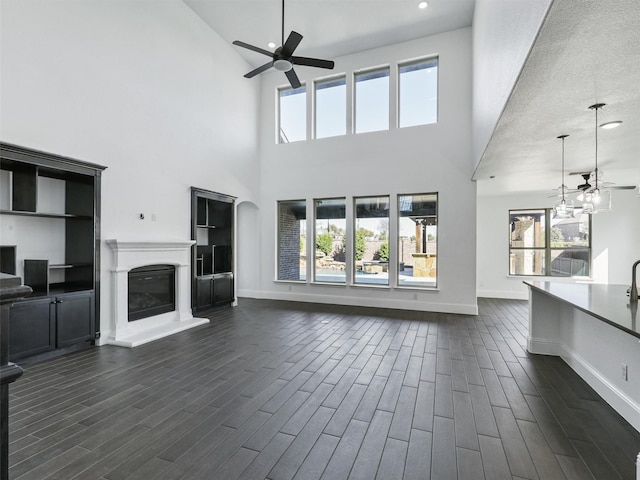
[195,276,214,313]
[213,274,234,306]
[56,291,95,347]
[9,297,55,361]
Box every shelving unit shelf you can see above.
[191,187,235,314]
[0,142,105,361]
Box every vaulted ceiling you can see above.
[184,0,640,197]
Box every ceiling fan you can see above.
[568,171,636,192]
[232,0,335,89]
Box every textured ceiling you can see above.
[474,0,640,196]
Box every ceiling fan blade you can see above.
[608,185,637,190]
[232,40,274,58]
[290,56,335,69]
[244,61,274,79]
[285,68,301,89]
[281,31,303,57]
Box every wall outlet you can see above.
[621,364,628,381]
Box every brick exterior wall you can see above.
[278,206,301,280]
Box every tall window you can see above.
[315,76,346,139]
[314,198,346,283]
[509,209,591,276]
[354,196,390,285]
[278,86,306,143]
[354,67,390,134]
[398,57,438,128]
[277,200,306,281]
[398,193,438,288]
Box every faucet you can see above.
[631,259,640,304]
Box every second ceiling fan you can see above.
[233,0,335,89]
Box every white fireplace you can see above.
[103,240,208,347]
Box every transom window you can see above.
[354,67,390,134]
[509,208,591,277]
[314,76,346,139]
[276,56,439,143]
[278,86,306,143]
[398,57,438,128]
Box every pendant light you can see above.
[582,103,611,213]
[553,134,574,219]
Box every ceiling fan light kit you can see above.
[232,0,335,89]
[553,103,635,214]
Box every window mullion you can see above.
[545,209,551,276]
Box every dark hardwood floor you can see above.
[7,298,640,479]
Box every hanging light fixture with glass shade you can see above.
[581,103,611,214]
[552,134,575,219]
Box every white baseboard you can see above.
[477,289,528,300]
[236,289,263,299]
[559,344,640,433]
[528,335,640,433]
[527,337,559,356]
[244,290,478,315]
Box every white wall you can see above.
[472,0,551,170]
[1,0,260,335]
[477,189,640,299]
[255,28,477,315]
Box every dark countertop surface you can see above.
[524,281,639,338]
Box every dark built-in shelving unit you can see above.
[191,187,235,314]
[0,143,105,362]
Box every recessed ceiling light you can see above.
[599,120,623,129]
[418,1,428,9]
[268,42,276,49]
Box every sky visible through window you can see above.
[399,60,437,127]
[279,86,306,143]
[355,68,390,134]
[316,77,346,139]
[278,57,438,142]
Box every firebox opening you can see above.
[128,264,176,321]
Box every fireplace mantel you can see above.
[102,239,208,347]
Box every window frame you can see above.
[313,197,347,284]
[353,66,391,134]
[397,192,439,289]
[508,208,592,277]
[277,84,307,144]
[313,74,347,139]
[397,56,439,128]
[353,195,390,286]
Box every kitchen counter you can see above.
[524,280,640,433]
[524,281,639,338]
